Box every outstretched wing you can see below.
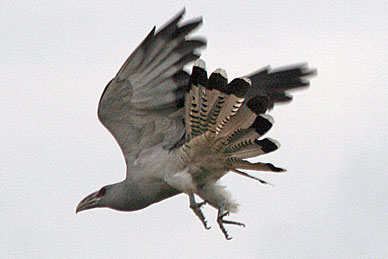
[97,10,206,167]
[246,64,317,109]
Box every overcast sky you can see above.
[1,1,387,258]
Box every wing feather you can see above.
[98,10,205,172]
[246,64,317,108]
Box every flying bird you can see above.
[76,9,316,240]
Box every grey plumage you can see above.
[76,9,316,240]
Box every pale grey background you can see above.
[1,1,387,258]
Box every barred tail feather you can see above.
[228,157,285,172]
[227,138,280,159]
[219,95,270,138]
[195,64,213,134]
[225,114,274,147]
[205,69,228,134]
[213,77,250,134]
[185,59,207,141]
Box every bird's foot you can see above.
[189,196,211,230]
[217,212,245,240]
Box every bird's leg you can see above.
[217,199,245,240]
[189,193,211,230]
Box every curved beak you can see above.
[76,191,101,213]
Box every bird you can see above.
[76,9,316,240]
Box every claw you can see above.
[217,201,245,240]
[189,195,211,230]
[217,216,232,240]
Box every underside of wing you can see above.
[246,64,317,109]
[97,9,206,166]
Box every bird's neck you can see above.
[105,177,181,212]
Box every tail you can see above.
[184,59,286,183]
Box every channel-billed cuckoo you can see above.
[76,9,316,240]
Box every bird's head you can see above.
[76,185,111,213]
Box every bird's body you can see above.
[76,9,316,239]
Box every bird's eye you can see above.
[97,187,106,197]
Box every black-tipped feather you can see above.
[246,95,270,114]
[226,137,280,159]
[224,114,273,146]
[226,78,250,97]
[205,70,228,133]
[255,138,279,153]
[228,157,286,173]
[208,71,228,92]
[190,64,208,88]
[250,115,273,136]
